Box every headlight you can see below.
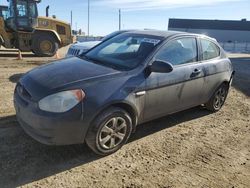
[38,89,85,113]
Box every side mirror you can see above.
[150,60,173,73]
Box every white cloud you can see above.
[93,0,242,11]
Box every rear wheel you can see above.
[85,107,133,156]
[32,34,59,57]
[205,83,229,112]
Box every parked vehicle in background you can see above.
[66,30,131,57]
[66,41,100,57]
[14,30,234,156]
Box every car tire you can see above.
[85,107,133,156]
[32,34,59,57]
[205,83,229,112]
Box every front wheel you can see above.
[85,107,133,156]
[205,83,229,112]
[32,34,59,57]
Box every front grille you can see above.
[68,48,81,56]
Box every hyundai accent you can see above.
[14,30,234,155]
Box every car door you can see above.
[143,36,205,121]
[198,38,227,103]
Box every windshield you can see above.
[84,34,163,70]
[16,0,28,16]
[101,31,125,42]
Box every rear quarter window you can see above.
[200,39,220,61]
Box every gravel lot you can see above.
[0,51,249,188]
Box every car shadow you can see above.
[0,106,211,187]
[130,106,210,142]
[230,57,250,96]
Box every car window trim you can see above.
[198,37,221,62]
[150,35,200,68]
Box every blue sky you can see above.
[1,0,249,36]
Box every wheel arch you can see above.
[90,101,139,132]
[33,29,61,45]
[222,80,230,87]
[111,102,138,130]
[207,79,231,104]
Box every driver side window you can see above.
[155,37,198,66]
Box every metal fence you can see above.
[219,42,250,53]
[76,36,103,42]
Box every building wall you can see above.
[169,28,250,43]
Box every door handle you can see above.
[191,69,201,78]
[135,91,146,97]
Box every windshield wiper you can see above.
[79,55,109,67]
[78,54,100,64]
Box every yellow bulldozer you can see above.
[0,0,72,57]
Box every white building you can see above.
[168,18,250,53]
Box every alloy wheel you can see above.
[213,87,226,110]
[98,117,127,150]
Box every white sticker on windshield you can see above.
[142,38,161,45]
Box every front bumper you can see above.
[14,91,87,145]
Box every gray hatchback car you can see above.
[14,30,234,155]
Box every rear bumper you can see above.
[230,71,235,86]
[14,92,88,145]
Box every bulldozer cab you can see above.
[0,6,8,20]
[5,0,40,31]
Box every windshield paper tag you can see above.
[142,38,161,45]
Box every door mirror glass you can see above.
[150,60,173,73]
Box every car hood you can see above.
[20,57,120,100]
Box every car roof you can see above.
[126,30,185,38]
[125,29,216,41]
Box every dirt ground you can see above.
[0,50,249,188]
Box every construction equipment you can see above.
[0,5,8,20]
[0,0,72,57]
